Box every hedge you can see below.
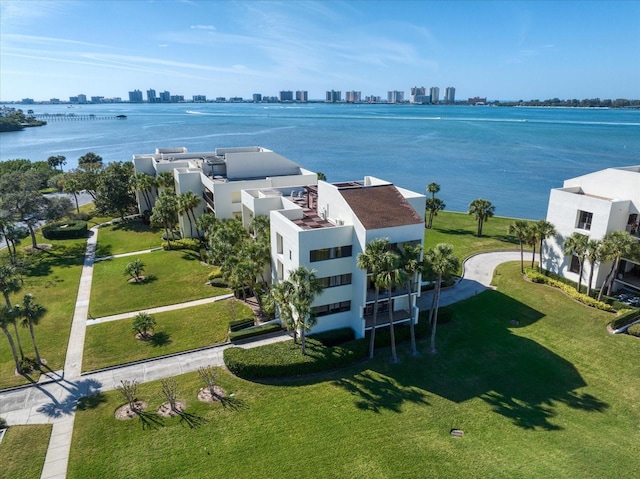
[228,323,282,342]
[627,323,640,337]
[42,220,88,240]
[162,238,200,251]
[525,268,615,312]
[229,318,255,332]
[224,337,368,379]
[609,309,640,330]
[309,328,355,347]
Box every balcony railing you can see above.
[364,309,412,330]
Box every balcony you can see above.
[202,191,215,211]
[364,308,413,330]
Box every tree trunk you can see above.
[29,323,42,364]
[427,210,434,229]
[577,261,584,292]
[530,243,536,269]
[2,326,22,374]
[301,317,307,355]
[477,217,483,237]
[538,239,545,273]
[587,263,595,297]
[606,258,620,296]
[519,241,524,274]
[598,262,617,301]
[388,296,397,363]
[12,322,25,360]
[27,225,38,249]
[406,279,417,356]
[368,288,379,359]
[429,274,442,354]
[73,193,79,214]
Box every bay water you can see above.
[1,103,639,219]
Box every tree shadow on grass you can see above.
[432,227,476,237]
[138,410,165,430]
[148,331,172,347]
[76,392,108,410]
[178,411,208,429]
[219,396,249,411]
[110,219,159,234]
[129,274,157,285]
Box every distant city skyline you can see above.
[1,1,639,102]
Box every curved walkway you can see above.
[0,240,528,479]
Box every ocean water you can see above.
[1,103,639,219]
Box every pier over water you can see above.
[34,113,127,121]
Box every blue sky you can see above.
[1,0,639,102]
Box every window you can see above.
[576,210,593,230]
[276,233,283,254]
[312,301,351,317]
[569,255,580,274]
[318,273,352,288]
[310,245,353,262]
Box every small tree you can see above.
[117,379,139,411]
[468,198,495,238]
[124,259,145,282]
[198,366,218,397]
[132,312,156,339]
[160,378,181,412]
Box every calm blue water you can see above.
[1,103,639,219]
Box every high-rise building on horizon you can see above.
[193,95,207,102]
[444,87,456,104]
[159,90,171,102]
[387,90,404,104]
[146,89,157,103]
[279,90,294,102]
[326,90,341,103]
[410,86,426,104]
[129,89,143,102]
[296,90,308,102]
[345,91,361,103]
[429,87,440,104]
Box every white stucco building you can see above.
[544,166,640,293]
[132,146,427,337]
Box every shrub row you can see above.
[609,309,640,330]
[228,323,282,342]
[627,323,640,337]
[42,220,88,240]
[525,268,614,312]
[309,328,355,347]
[161,238,200,251]
[224,337,368,379]
[229,318,255,332]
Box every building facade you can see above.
[544,166,640,294]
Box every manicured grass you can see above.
[95,219,164,258]
[89,250,230,318]
[425,211,533,273]
[0,424,52,479]
[82,299,252,372]
[69,262,640,478]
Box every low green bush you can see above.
[0,416,7,429]
[161,230,182,241]
[42,220,88,240]
[309,328,355,347]
[627,323,640,337]
[208,278,228,288]
[228,323,282,342]
[525,268,614,312]
[162,237,200,251]
[229,318,255,332]
[610,309,640,330]
[224,336,368,379]
[207,267,223,282]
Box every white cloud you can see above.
[190,25,215,30]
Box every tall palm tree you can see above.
[425,243,459,354]
[0,306,22,374]
[585,238,603,297]
[62,176,82,214]
[150,190,179,250]
[468,198,495,237]
[597,231,638,300]
[378,252,405,363]
[400,244,423,356]
[19,293,45,364]
[425,183,445,229]
[535,219,557,273]
[357,238,392,359]
[270,280,297,342]
[131,172,155,212]
[0,264,24,359]
[288,266,324,355]
[178,191,201,238]
[526,225,539,269]
[509,220,530,273]
[156,171,175,192]
[563,232,589,292]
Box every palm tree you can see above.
[425,243,459,354]
[0,306,22,374]
[468,198,495,237]
[526,225,539,269]
[509,220,530,273]
[156,171,175,192]
[377,252,405,363]
[425,183,445,229]
[563,232,589,292]
[357,238,392,359]
[585,238,603,297]
[0,264,24,359]
[18,293,45,365]
[62,176,82,214]
[131,172,155,212]
[132,312,156,339]
[597,231,638,300]
[270,280,297,342]
[535,219,557,273]
[288,266,324,355]
[399,244,423,356]
[177,191,201,238]
[124,259,145,282]
[150,190,179,250]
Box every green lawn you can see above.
[425,211,533,273]
[0,424,52,479]
[68,262,640,478]
[89,250,230,318]
[94,219,163,258]
[83,299,252,372]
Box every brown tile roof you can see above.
[339,185,423,230]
